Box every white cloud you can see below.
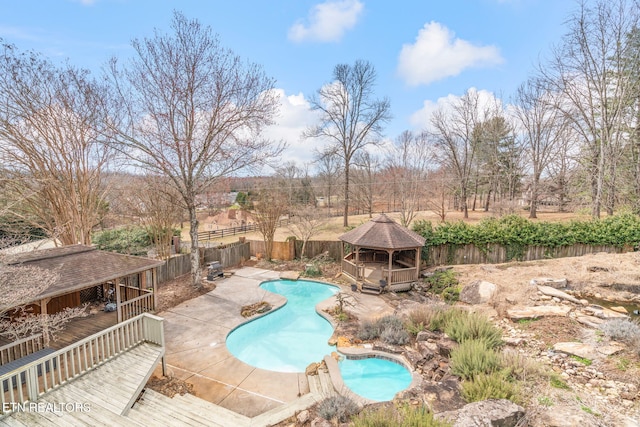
[397,22,503,86]
[410,87,503,130]
[261,89,328,167]
[288,0,363,43]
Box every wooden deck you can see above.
[50,311,118,350]
[0,311,117,351]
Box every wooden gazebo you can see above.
[5,244,164,324]
[339,214,426,292]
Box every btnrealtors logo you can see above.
[3,402,91,413]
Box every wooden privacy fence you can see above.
[156,241,250,284]
[425,243,631,266]
[296,240,342,260]
[249,239,296,261]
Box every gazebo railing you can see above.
[342,259,357,279]
[383,267,416,285]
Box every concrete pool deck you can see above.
[155,267,394,422]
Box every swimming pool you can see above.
[339,357,413,401]
[226,279,338,372]
[226,279,413,401]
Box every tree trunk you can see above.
[188,207,202,289]
[343,163,350,227]
[529,175,538,219]
[462,186,469,219]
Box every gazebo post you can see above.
[355,246,360,280]
[415,247,421,281]
[387,249,393,285]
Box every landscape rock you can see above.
[583,305,629,319]
[507,305,572,321]
[553,342,596,359]
[436,399,525,427]
[597,342,625,356]
[459,280,497,304]
[296,410,310,424]
[537,285,582,304]
[404,349,425,368]
[530,277,568,289]
[610,305,628,314]
[575,315,604,328]
[422,378,466,414]
[530,404,599,427]
[416,330,440,342]
[437,337,458,357]
[280,271,300,280]
[310,417,332,427]
[305,362,319,376]
[416,341,438,359]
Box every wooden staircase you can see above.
[0,342,163,426]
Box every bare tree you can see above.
[351,151,380,218]
[0,42,113,245]
[314,148,343,216]
[430,88,487,219]
[385,130,432,226]
[424,168,455,222]
[128,175,183,259]
[305,60,391,227]
[108,12,282,288]
[513,78,568,218]
[0,251,86,345]
[540,0,640,217]
[252,189,288,261]
[288,205,328,259]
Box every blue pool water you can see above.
[226,279,338,372]
[339,357,413,401]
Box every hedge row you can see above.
[412,214,640,249]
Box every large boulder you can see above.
[436,399,525,427]
[460,280,498,305]
[422,378,466,414]
[529,404,600,427]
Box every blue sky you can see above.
[0,0,579,166]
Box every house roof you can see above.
[338,214,426,250]
[6,244,164,301]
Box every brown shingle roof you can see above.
[339,214,426,250]
[6,244,164,301]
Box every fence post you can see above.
[26,366,39,400]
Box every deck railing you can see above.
[0,313,164,415]
[120,292,154,322]
[0,334,45,366]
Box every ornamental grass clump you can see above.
[351,403,450,427]
[461,371,521,403]
[600,318,640,354]
[317,395,359,423]
[357,315,409,345]
[450,339,501,380]
[444,311,503,349]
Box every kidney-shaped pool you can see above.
[226,279,413,401]
[226,279,338,373]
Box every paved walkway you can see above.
[155,267,394,418]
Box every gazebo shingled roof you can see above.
[339,213,426,250]
[6,244,164,301]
